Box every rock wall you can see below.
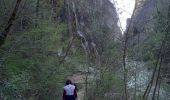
[129,0,170,84]
[72,0,122,40]
[67,0,122,58]
[103,0,122,40]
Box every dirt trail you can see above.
[68,73,86,100]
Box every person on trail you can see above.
[63,80,77,100]
[73,83,78,91]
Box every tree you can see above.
[35,0,40,27]
[0,0,22,46]
[51,0,57,21]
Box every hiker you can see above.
[73,83,78,91]
[63,80,78,100]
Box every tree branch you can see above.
[0,0,22,46]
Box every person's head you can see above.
[65,79,72,85]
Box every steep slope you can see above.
[65,0,122,65]
[129,0,170,85]
[103,0,122,40]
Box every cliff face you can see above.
[94,0,122,40]
[129,0,170,84]
[67,0,122,58]
[133,0,156,32]
[131,0,170,34]
[77,0,122,40]
[103,0,122,40]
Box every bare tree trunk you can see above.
[122,1,137,99]
[157,77,161,100]
[143,5,170,100]
[0,0,22,46]
[122,32,128,100]
[20,17,24,30]
[152,57,163,100]
[51,0,57,22]
[0,59,6,85]
[35,0,40,27]
[143,29,165,100]
[134,28,140,100]
[152,5,170,100]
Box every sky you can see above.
[110,0,135,32]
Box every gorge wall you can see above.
[128,0,170,84]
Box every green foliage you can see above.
[87,67,123,100]
[2,0,164,99]
[0,22,71,99]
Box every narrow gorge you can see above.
[0,0,170,100]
